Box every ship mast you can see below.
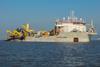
[70,10,75,20]
[68,11,77,22]
[90,19,94,28]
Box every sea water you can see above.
[0,40,100,67]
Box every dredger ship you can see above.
[6,11,96,42]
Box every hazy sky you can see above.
[0,0,100,39]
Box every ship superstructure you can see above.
[6,11,97,42]
[54,11,96,35]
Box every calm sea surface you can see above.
[0,40,100,67]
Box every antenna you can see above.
[63,17,65,20]
[91,19,94,28]
[70,10,75,19]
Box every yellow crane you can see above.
[6,24,35,41]
[6,29,22,37]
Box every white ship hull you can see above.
[24,32,90,42]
